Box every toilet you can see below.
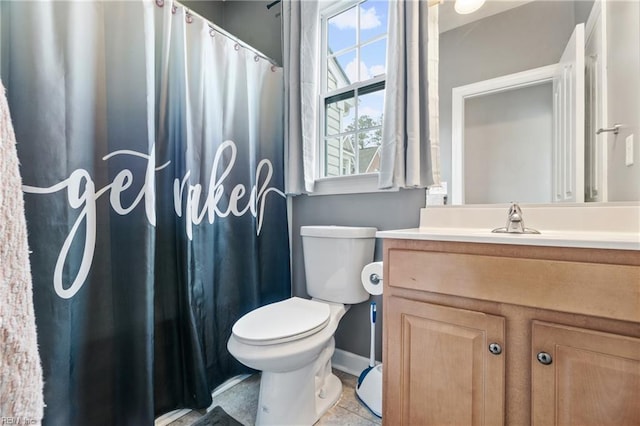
[227,225,377,425]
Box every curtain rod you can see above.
[266,0,280,10]
[169,0,280,66]
[266,0,442,9]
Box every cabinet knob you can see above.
[537,351,553,365]
[488,343,502,355]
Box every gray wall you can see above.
[183,0,283,65]
[291,190,426,362]
[222,1,283,65]
[181,0,225,26]
[440,1,588,201]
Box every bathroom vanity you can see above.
[378,204,640,425]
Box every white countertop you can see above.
[376,203,640,250]
[376,227,640,250]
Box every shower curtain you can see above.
[0,1,290,425]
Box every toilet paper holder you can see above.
[362,261,384,296]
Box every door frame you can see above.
[584,0,608,202]
[451,64,557,205]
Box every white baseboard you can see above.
[155,409,192,426]
[154,374,252,425]
[209,374,252,402]
[332,348,380,377]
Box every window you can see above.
[320,0,388,180]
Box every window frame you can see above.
[314,0,396,196]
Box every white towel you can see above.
[0,80,45,423]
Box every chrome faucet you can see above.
[492,203,540,234]
[506,203,525,233]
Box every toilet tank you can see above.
[300,226,377,304]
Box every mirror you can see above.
[438,0,640,204]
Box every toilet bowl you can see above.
[227,226,377,425]
[227,298,346,425]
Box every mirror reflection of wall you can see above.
[464,83,553,204]
[439,0,640,204]
[600,0,640,202]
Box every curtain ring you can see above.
[271,65,277,72]
[234,43,240,51]
[254,55,260,62]
[155,0,164,7]
[209,27,216,37]
[186,12,193,23]
[171,4,177,14]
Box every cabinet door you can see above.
[532,321,640,425]
[385,297,505,425]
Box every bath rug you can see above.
[191,406,244,426]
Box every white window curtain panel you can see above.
[282,0,321,195]
[379,0,441,189]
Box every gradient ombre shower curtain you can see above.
[0,1,290,424]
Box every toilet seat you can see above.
[232,297,331,346]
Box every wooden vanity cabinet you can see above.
[382,239,640,426]
[386,297,505,425]
[531,321,640,426]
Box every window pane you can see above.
[324,135,356,177]
[341,135,356,176]
[327,50,356,90]
[328,6,357,54]
[360,38,386,81]
[357,128,382,150]
[325,93,355,135]
[357,131,381,173]
[358,85,384,128]
[360,0,388,44]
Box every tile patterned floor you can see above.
[166,370,382,426]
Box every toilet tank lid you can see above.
[300,226,377,238]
